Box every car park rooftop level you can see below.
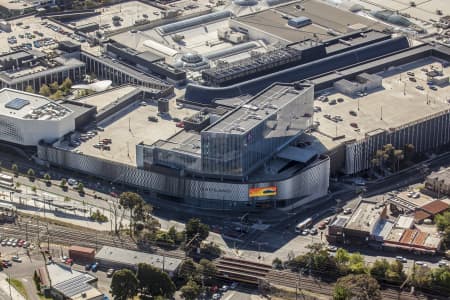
[204,83,312,134]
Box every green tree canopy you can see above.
[39,84,51,97]
[136,263,175,298]
[180,279,201,300]
[61,77,73,91]
[199,258,217,286]
[110,269,138,300]
[334,274,381,300]
[178,259,199,283]
[370,259,389,280]
[49,81,59,93]
[25,85,34,93]
[185,218,210,245]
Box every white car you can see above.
[416,261,427,267]
[438,260,448,267]
[220,285,229,292]
[212,294,221,300]
[11,256,21,263]
[395,256,407,263]
[327,246,338,252]
[68,178,77,185]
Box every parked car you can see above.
[343,208,352,215]
[91,262,99,272]
[438,260,448,267]
[106,268,115,277]
[327,246,337,252]
[395,256,407,263]
[68,178,77,185]
[11,256,22,263]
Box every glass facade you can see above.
[201,85,314,177]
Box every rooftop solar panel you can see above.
[5,98,30,110]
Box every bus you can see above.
[0,173,13,187]
[295,217,313,233]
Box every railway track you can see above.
[0,221,185,259]
[217,262,435,300]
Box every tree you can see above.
[136,263,175,298]
[110,269,138,300]
[431,266,450,295]
[185,218,210,247]
[25,85,34,93]
[50,90,64,100]
[31,185,37,193]
[370,259,389,280]
[14,182,20,189]
[60,178,67,189]
[180,279,201,300]
[199,258,217,286]
[77,182,84,194]
[333,284,352,300]
[385,260,405,283]
[272,257,283,270]
[27,168,35,180]
[39,84,51,97]
[334,274,381,300]
[61,77,72,91]
[348,252,367,274]
[49,81,59,93]
[179,259,199,283]
[43,173,51,184]
[11,164,19,176]
[435,212,450,247]
[119,192,145,235]
[412,265,432,289]
[201,242,222,258]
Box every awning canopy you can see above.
[277,146,317,163]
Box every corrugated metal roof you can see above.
[421,200,449,215]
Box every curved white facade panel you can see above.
[72,80,112,92]
[0,115,75,146]
[0,89,75,146]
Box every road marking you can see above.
[223,291,236,300]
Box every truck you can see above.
[295,217,313,233]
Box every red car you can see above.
[65,258,74,265]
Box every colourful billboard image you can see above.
[249,186,277,197]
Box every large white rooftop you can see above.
[0,89,72,121]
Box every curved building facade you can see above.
[37,143,330,210]
[185,36,410,103]
[0,89,75,146]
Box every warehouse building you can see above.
[95,246,182,277]
[425,168,450,197]
[39,263,103,300]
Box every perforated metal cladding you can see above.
[38,144,330,205]
[0,118,23,143]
